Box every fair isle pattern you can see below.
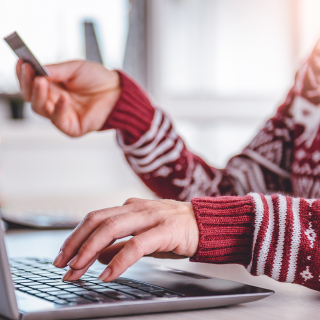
[106,38,320,292]
[191,194,320,291]
[248,194,307,285]
[117,106,293,201]
[117,109,183,174]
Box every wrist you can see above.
[100,71,155,144]
[190,195,255,266]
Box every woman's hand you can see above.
[53,198,199,282]
[16,59,121,137]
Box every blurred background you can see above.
[1,0,320,225]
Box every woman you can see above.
[16,38,320,292]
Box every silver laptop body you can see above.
[0,222,273,320]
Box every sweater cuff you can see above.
[100,71,155,145]
[190,195,255,267]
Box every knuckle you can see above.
[84,210,102,224]
[101,215,120,231]
[112,254,127,269]
[129,236,144,253]
[78,240,91,255]
[124,197,136,205]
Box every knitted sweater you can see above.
[102,39,320,292]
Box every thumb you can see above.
[45,60,85,83]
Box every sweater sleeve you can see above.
[102,71,294,200]
[191,193,320,292]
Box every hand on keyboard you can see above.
[52,198,199,282]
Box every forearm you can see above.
[191,193,320,292]
[103,71,294,200]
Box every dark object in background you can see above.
[0,93,24,120]
[9,96,24,119]
[84,21,103,65]
[0,210,79,230]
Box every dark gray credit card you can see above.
[4,31,50,77]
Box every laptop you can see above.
[0,222,273,320]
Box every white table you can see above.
[4,229,320,320]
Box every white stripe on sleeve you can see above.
[286,197,301,283]
[247,193,265,272]
[271,194,287,281]
[256,195,274,275]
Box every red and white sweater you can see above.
[101,39,320,292]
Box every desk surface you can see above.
[4,229,320,320]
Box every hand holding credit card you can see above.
[4,32,121,138]
[4,31,50,76]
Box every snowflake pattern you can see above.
[312,150,320,163]
[291,96,320,148]
[305,222,316,249]
[172,163,222,201]
[300,266,314,282]
[305,199,316,207]
[296,149,307,161]
[153,166,173,178]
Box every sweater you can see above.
[102,39,320,292]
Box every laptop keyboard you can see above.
[10,258,182,306]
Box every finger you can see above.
[98,227,169,282]
[123,197,146,205]
[21,63,36,101]
[62,253,99,282]
[98,241,187,266]
[16,59,24,84]
[50,93,76,134]
[53,204,141,268]
[68,209,158,271]
[46,60,85,83]
[31,77,51,118]
[98,241,128,265]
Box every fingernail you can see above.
[68,254,79,268]
[62,268,73,281]
[98,268,112,282]
[53,250,64,266]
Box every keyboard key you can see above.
[98,283,124,288]
[82,293,114,303]
[24,276,45,280]
[65,288,89,294]
[99,290,135,301]
[39,287,62,293]
[118,288,154,299]
[35,293,50,298]
[47,290,66,296]
[154,292,179,298]
[45,296,60,302]
[56,293,80,299]
[83,284,104,290]
[54,284,76,289]
[53,299,70,305]
[28,284,52,289]
[18,287,30,292]
[27,290,41,295]
[81,276,97,281]
[69,298,93,305]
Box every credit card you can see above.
[4,31,50,77]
